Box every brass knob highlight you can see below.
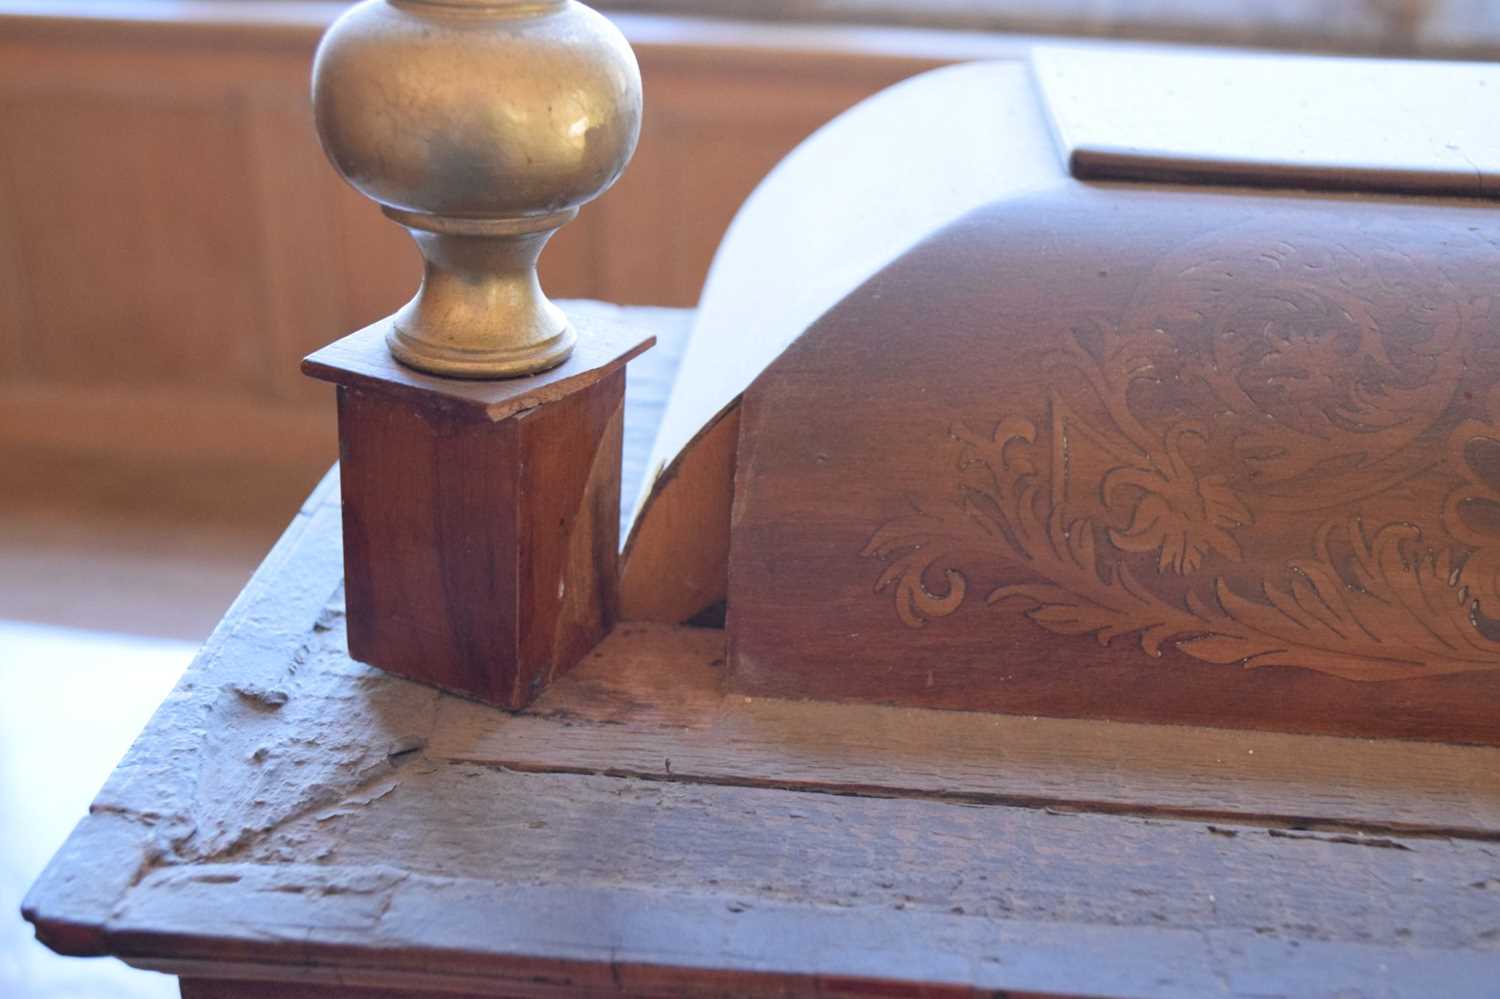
[312,0,643,378]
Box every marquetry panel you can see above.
[729,184,1500,744]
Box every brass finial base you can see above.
[383,208,579,378]
[387,323,577,380]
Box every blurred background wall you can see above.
[3,1,1498,534]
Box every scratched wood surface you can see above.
[729,183,1500,744]
[23,472,1500,997]
[435,625,1500,840]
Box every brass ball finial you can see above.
[312,0,642,378]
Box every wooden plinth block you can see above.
[304,309,652,708]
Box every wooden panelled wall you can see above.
[0,7,1021,480]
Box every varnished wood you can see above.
[729,184,1500,744]
[22,479,1500,997]
[619,403,737,623]
[617,49,1500,742]
[306,314,650,708]
[336,376,620,707]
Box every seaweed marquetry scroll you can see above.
[865,226,1500,683]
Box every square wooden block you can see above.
[304,310,653,708]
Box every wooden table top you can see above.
[20,464,1500,997]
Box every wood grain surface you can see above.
[22,474,1500,997]
[337,371,623,709]
[438,624,1500,841]
[729,183,1500,743]
[620,402,738,623]
[313,309,645,709]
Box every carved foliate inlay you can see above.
[865,225,1500,682]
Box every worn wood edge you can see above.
[18,813,154,957]
[434,623,1500,841]
[20,467,347,956]
[73,706,1500,998]
[302,309,655,424]
[107,879,1064,997]
[88,860,1500,999]
[619,401,738,623]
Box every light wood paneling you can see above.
[2,93,267,390]
[0,5,1015,471]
